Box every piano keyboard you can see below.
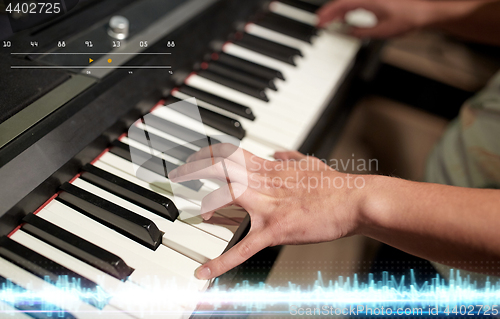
[0,1,361,318]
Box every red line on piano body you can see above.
[90,147,111,165]
[68,173,82,184]
[184,71,197,84]
[150,99,166,113]
[8,192,60,237]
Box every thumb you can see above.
[195,230,270,279]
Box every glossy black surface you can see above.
[215,52,285,80]
[110,140,204,191]
[199,70,269,101]
[179,86,256,120]
[234,33,302,65]
[22,213,134,280]
[82,163,180,222]
[128,125,196,162]
[255,13,317,43]
[58,183,163,250]
[207,62,277,91]
[166,97,246,139]
[0,236,106,308]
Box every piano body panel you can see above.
[0,0,382,316]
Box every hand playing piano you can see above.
[168,144,368,280]
[316,0,429,38]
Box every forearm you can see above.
[359,175,500,273]
[419,0,500,46]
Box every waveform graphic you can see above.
[1,269,499,317]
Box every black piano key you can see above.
[207,62,277,91]
[110,140,204,192]
[256,13,318,43]
[0,276,76,319]
[178,86,256,120]
[215,52,285,81]
[199,70,269,102]
[166,97,246,140]
[81,164,180,222]
[276,0,321,13]
[58,183,163,251]
[139,113,215,148]
[234,33,302,65]
[129,125,196,162]
[21,213,134,281]
[0,236,107,309]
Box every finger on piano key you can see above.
[162,98,246,140]
[0,236,106,309]
[110,139,204,192]
[0,257,133,319]
[58,182,163,251]
[82,163,179,221]
[149,104,278,158]
[111,138,218,205]
[38,201,208,291]
[204,62,277,91]
[21,213,134,281]
[72,178,230,264]
[99,151,205,207]
[269,1,319,26]
[214,52,284,80]
[92,160,243,240]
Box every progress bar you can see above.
[10,66,172,69]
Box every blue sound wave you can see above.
[1,269,499,317]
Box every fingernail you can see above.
[195,265,211,280]
[168,169,177,180]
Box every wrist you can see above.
[356,174,396,238]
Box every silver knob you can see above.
[108,16,129,40]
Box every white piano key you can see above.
[0,257,131,319]
[9,231,175,318]
[170,91,289,150]
[99,151,208,206]
[93,160,246,231]
[93,160,245,234]
[269,1,318,26]
[184,76,303,148]
[121,136,222,192]
[71,178,229,264]
[38,201,208,292]
[145,106,279,157]
[0,301,32,319]
[176,78,303,130]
